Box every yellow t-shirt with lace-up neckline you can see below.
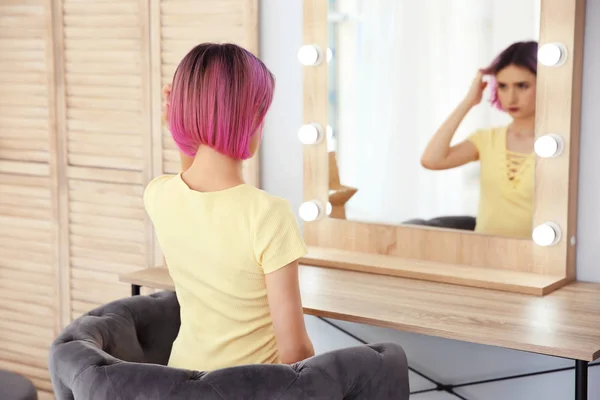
[467,126,534,238]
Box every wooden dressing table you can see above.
[120,264,600,400]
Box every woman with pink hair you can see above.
[421,41,538,239]
[145,43,314,372]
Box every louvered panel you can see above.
[157,0,259,184]
[62,0,147,174]
[68,178,149,316]
[0,4,56,397]
[0,171,56,396]
[0,1,50,167]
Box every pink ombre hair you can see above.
[168,43,275,160]
[483,41,538,111]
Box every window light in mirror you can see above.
[535,134,564,158]
[298,45,322,66]
[538,43,567,67]
[298,123,323,145]
[299,200,324,222]
[532,222,562,247]
[326,125,336,152]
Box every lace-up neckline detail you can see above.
[505,150,530,184]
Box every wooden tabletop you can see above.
[119,265,600,362]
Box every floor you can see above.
[304,316,600,400]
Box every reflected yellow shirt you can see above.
[143,173,308,372]
[467,126,534,239]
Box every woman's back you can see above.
[144,173,308,371]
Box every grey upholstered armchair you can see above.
[48,291,410,399]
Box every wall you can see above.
[259,0,600,398]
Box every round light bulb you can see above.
[298,45,322,66]
[298,123,323,145]
[538,43,567,67]
[326,48,333,63]
[326,202,332,216]
[532,222,561,246]
[535,134,564,158]
[326,125,333,141]
[299,201,323,222]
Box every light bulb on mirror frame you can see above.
[298,123,323,145]
[299,200,324,222]
[534,134,564,158]
[538,43,567,67]
[326,48,333,63]
[532,222,562,247]
[297,45,322,66]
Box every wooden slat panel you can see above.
[0,126,49,138]
[63,0,145,173]
[70,235,146,254]
[68,177,149,313]
[0,251,54,274]
[0,345,49,368]
[0,160,49,176]
[0,332,52,352]
[0,7,50,169]
[0,309,53,329]
[0,5,57,397]
[67,166,144,184]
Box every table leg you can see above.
[575,360,588,400]
[131,284,141,296]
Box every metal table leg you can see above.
[575,360,588,400]
[131,284,141,296]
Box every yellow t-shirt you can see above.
[467,126,534,239]
[143,173,308,372]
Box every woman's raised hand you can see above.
[463,70,488,108]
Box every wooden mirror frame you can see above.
[300,0,586,295]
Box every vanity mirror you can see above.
[299,0,585,295]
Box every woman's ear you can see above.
[162,84,172,124]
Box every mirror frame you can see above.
[299,0,586,295]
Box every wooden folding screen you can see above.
[0,0,259,397]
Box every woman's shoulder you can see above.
[143,174,179,213]
[147,173,178,189]
[244,186,294,214]
[467,125,507,144]
[144,173,179,196]
[472,125,508,136]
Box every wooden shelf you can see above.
[300,247,570,296]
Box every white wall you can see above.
[259,0,600,398]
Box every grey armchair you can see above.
[49,291,410,399]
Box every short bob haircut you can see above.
[483,41,538,110]
[168,43,275,160]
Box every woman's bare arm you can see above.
[265,260,315,364]
[420,70,486,170]
[420,100,479,170]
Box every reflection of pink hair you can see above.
[486,77,503,111]
[482,41,538,111]
[169,43,275,160]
